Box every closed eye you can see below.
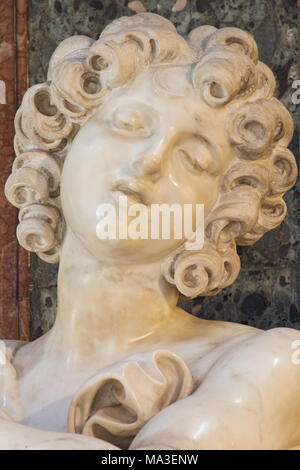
[176,136,213,174]
[179,149,206,172]
[109,101,158,138]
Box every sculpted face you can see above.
[61,66,234,263]
[5,14,296,295]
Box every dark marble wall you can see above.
[27,0,299,339]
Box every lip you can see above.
[111,178,149,206]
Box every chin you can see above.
[79,233,183,265]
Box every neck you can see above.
[50,229,178,359]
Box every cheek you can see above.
[194,174,221,215]
[62,126,135,205]
[160,167,221,216]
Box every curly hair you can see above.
[5,13,297,298]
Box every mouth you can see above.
[111,178,149,206]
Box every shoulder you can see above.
[0,340,26,361]
[0,340,26,421]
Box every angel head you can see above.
[5,13,297,299]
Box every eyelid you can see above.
[177,137,213,173]
[109,102,158,138]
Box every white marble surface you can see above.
[2,13,299,449]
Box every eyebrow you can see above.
[152,67,192,98]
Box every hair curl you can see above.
[5,13,297,297]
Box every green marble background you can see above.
[27,0,299,339]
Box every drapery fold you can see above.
[68,349,193,448]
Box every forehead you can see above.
[100,66,229,137]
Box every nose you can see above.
[129,132,170,181]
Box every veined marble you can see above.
[2,13,300,450]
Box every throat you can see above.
[50,229,178,359]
